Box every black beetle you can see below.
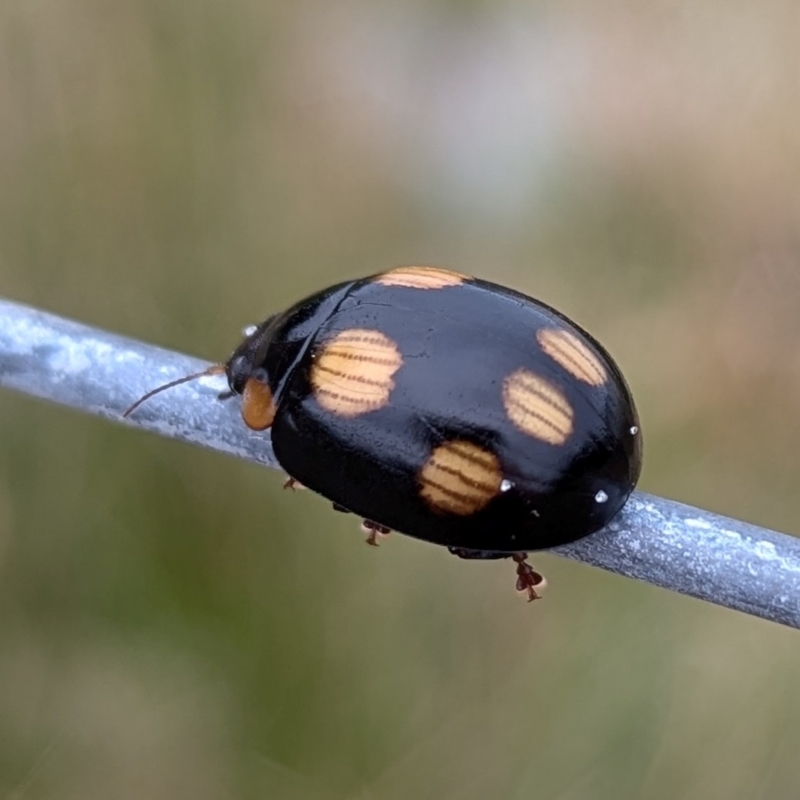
[126,266,642,600]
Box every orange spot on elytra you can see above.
[502,369,573,445]
[374,265,468,289]
[536,328,607,387]
[418,440,502,515]
[311,329,403,416]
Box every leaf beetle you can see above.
[126,266,642,600]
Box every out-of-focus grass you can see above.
[2,2,800,798]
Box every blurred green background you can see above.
[2,1,800,798]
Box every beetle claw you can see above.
[512,553,547,602]
[283,476,306,491]
[361,520,391,546]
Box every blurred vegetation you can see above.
[2,1,800,798]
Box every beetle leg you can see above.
[360,519,391,546]
[512,553,547,602]
[283,476,306,491]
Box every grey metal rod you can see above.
[1,297,798,629]
[0,297,280,469]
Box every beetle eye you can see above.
[226,354,251,395]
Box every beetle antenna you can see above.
[123,364,226,418]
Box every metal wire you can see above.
[1,296,799,629]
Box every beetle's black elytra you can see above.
[125,265,642,601]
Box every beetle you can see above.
[125,265,642,600]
